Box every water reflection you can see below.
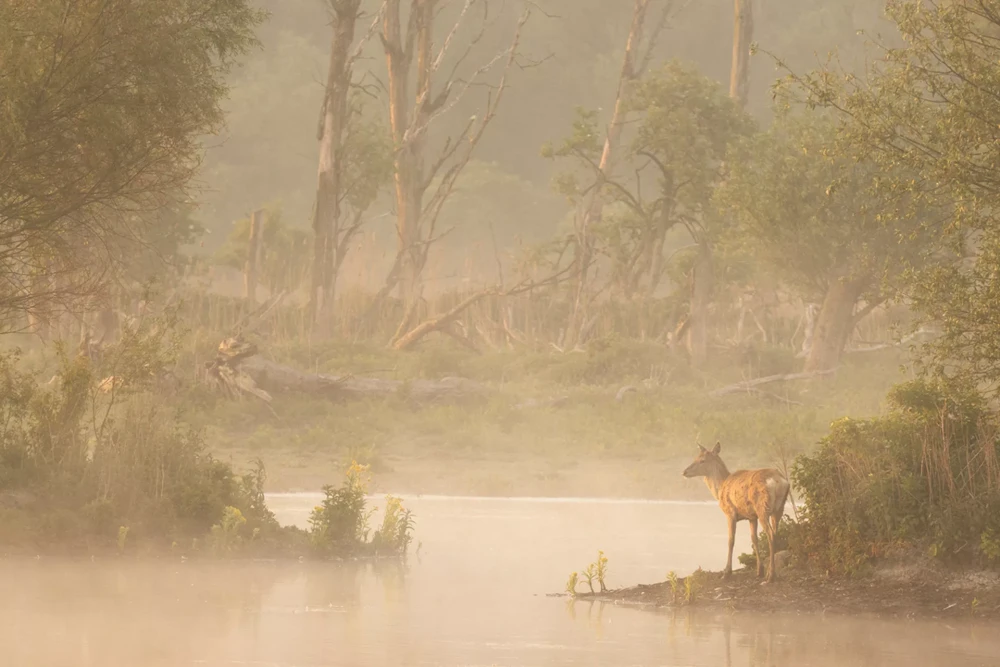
[1,496,998,666]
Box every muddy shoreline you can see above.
[578,563,1000,621]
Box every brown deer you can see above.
[682,442,790,583]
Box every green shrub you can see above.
[790,378,1000,573]
[308,462,415,559]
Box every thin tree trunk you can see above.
[385,0,433,313]
[729,0,754,107]
[686,243,713,366]
[309,0,361,331]
[802,278,865,373]
[564,0,650,350]
[244,208,264,303]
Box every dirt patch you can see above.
[583,561,1000,620]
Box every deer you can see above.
[682,442,790,583]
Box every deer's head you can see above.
[682,441,723,478]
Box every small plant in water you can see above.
[117,526,129,554]
[667,571,680,601]
[566,571,579,597]
[371,495,415,557]
[581,563,597,594]
[209,506,247,555]
[684,568,704,604]
[596,550,609,592]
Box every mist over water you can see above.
[2,495,997,666]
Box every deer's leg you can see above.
[724,515,737,578]
[763,519,777,583]
[749,517,761,578]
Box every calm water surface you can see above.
[1,494,998,666]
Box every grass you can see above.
[178,337,906,496]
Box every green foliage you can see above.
[309,462,373,557]
[665,568,703,605]
[785,1,1000,391]
[595,549,609,592]
[570,550,611,595]
[308,462,414,559]
[790,378,1000,574]
[215,204,311,294]
[737,518,793,570]
[209,506,248,555]
[0,312,314,556]
[717,110,939,303]
[0,0,264,323]
[371,496,415,557]
[684,568,703,604]
[581,563,597,594]
[565,571,579,597]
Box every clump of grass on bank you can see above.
[787,378,1000,575]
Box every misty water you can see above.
[2,494,999,667]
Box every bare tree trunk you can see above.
[564,0,651,349]
[244,208,265,303]
[309,0,362,331]
[682,0,753,365]
[686,243,713,365]
[729,0,754,107]
[802,278,865,373]
[384,0,433,314]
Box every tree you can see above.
[544,61,753,349]
[216,206,311,297]
[309,1,392,332]
[379,0,529,346]
[780,1,1000,384]
[730,0,754,106]
[716,111,943,372]
[0,0,263,332]
[541,0,677,350]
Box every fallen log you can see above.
[240,355,490,403]
[203,334,491,404]
[709,368,835,397]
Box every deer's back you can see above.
[718,468,789,521]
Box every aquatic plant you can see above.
[581,563,597,594]
[371,495,415,557]
[684,568,703,604]
[309,462,415,559]
[667,571,680,601]
[566,571,579,597]
[209,506,247,555]
[596,550,609,592]
[117,526,129,554]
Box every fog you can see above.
[5,496,998,666]
[7,0,1000,665]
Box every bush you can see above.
[790,378,1000,574]
[309,462,414,558]
[0,317,309,555]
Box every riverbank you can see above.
[585,558,1000,620]
[212,444,714,499]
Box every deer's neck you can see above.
[702,462,732,501]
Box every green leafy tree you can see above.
[216,206,311,297]
[717,111,944,372]
[542,61,753,355]
[783,1,1000,384]
[0,0,264,330]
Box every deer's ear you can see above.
[712,441,721,455]
[698,444,707,453]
